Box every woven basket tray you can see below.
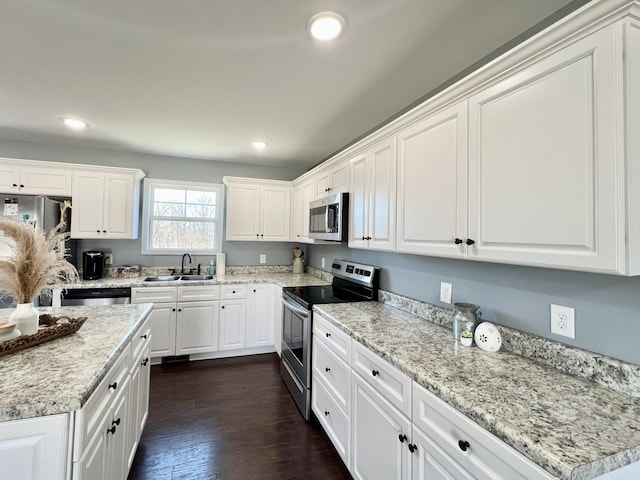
[0,315,87,358]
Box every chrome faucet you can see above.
[181,253,192,274]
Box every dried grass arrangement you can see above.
[0,218,79,304]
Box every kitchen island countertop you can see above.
[0,304,152,422]
[314,301,640,480]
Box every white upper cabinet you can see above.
[396,102,468,258]
[0,158,72,196]
[71,169,144,239]
[315,161,349,198]
[467,23,623,273]
[224,177,292,242]
[292,177,316,243]
[349,138,396,251]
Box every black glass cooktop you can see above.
[283,282,374,310]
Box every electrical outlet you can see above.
[259,254,266,264]
[440,282,452,304]
[321,257,325,268]
[104,253,113,266]
[550,304,575,339]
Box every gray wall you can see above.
[0,138,307,267]
[307,244,640,366]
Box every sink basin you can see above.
[143,275,181,282]
[179,275,214,281]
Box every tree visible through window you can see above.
[141,179,224,254]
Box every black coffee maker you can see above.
[82,251,105,280]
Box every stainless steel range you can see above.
[280,259,379,420]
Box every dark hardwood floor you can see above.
[128,353,353,480]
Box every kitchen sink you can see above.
[179,275,214,281]
[142,275,181,282]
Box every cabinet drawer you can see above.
[313,313,351,363]
[132,287,177,303]
[131,316,151,362]
[312,376,350,466]
[352,341,412,417]
[412,382,555,480]
[220,284,246,299]
[177,285,220,302]
[73,343,131,461]
[312,337,351,414]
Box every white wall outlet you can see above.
[259,254,266,264]
[104,253,113,266]
[440,282,452,304]
[550,304,575,339]
[321,257,325,268]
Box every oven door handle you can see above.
[282,297,310,317]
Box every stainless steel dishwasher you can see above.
[61,288,131,306]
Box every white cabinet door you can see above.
[102,174,136,239]
[19,166,72,196]
[397,102,468,258]
[226,183,261,241]
[292,177,315,243]
[411,425,473,480]
[137,345,151,435]
[468,25,621,273]
[349,154,368,249]
[0,162,20,193]
[273,286,283,355]
[351,372,411,480]
[368,138,396,251]
[176,301,219,355]
[261,185,291,241]
[148,303,177,357]
[106,385,129,480]
[0,414,68,480]
[316,162,349,198]
[245,284,274,348]
[219,299,246,350]
[76,415,108,480]
[349,138,396,251]
[71,172,105,239]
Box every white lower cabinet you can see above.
[246,284,274,348]
[0,414,68,480]
[351,372,412,480]
[176,301,219,354]
[219,299,246,350]
[411,424,473,480]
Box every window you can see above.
[141,179,224,254]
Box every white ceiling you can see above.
[0,0,578,171]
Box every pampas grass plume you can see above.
[0,218,79,304]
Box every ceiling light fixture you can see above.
[307,12,346,41]
[61,117,89,130]
[252,141,267,152]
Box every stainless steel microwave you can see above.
[308,192,349,242]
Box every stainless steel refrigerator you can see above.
[0,195,77,307]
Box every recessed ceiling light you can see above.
[61,117,89,130]
[252,141,267,151]
[307,12,346,41]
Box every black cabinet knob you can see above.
[253,289,256,292]
[141,358,149,366]
[372,370,380,377]
[367,236,372,240]
[178,308,182,312]
[256,234,259,237]
[408,443,417,453]
[108,382,118,391]
[19,184,24,188]
[103,230,107,233]
[221,305,225,309]
[454,238,463,244]
[324,410,330,416]
[141,334,148,339]
[398,434,407,443]
[112,418,121,426]
[172,308,176,312]
[12,183,17,187]
[233,290,236,294]
[458,440,470,452]
[325,367,330,372]
[96,230,100,233]
[362,236,366,240]
[325,332,331,338]
[261,234,264,237]
[466,239,475,246]
[107,425,116,435]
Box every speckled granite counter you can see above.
[0,304,152,422]
[314,302,640,480]
[64,272,330,289]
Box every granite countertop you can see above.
[0,304,152,422]
[314,302,640,480]
[64,272,330,289]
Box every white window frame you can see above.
[141,178,225,255]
